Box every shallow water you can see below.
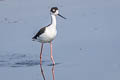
[0,0,120,80]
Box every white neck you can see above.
[51,14,56,28]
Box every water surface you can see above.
[0,0,120,80]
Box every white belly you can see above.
[37,28,57,43]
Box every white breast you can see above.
[36,14,57,43]
[38,27,57,43]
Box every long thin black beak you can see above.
[58,14,66,19]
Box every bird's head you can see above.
[50,7,66,19]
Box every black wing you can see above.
[32,27,46,39]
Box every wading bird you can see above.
[32,7,66,65]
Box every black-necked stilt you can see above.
[32,7,66,65]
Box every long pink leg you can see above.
[50,42,55,65]
[40,43,43,65]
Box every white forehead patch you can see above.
[55,10,59,15]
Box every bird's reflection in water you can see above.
[40,64,55,80]
[40,64,46,80]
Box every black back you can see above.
[32,27,46,39]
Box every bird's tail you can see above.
[32,37,36,41]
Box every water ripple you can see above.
[0,53,41,67]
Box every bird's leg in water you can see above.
[40,43,43,65]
